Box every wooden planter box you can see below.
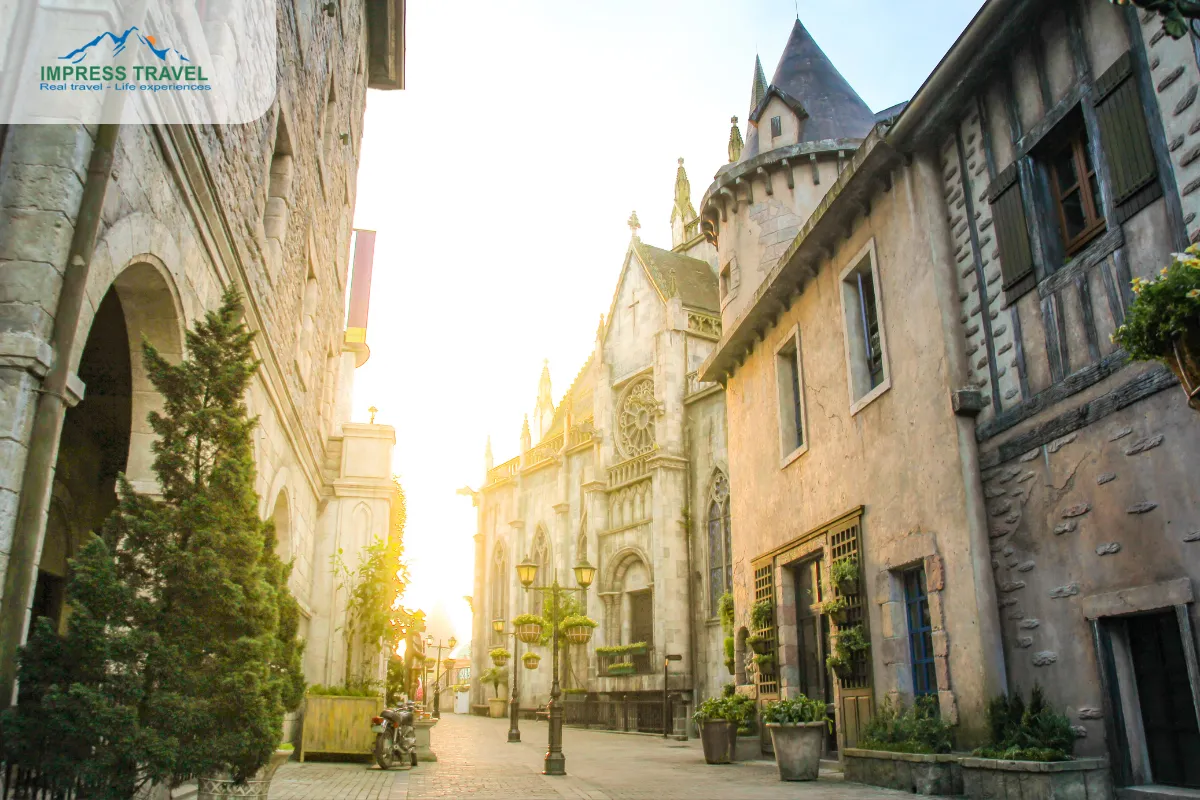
[961,757,1112,800]
[299,695,382,761]
[843,749,964,796]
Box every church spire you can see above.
[728,116,744,163]
[521,414,531,453]
[485,436,493,473]
[670,158,697,248]
[535,360,554,440]
[750,55,767,117]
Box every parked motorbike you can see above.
[371,701,418,770]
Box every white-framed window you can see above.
[839,239,891,413]
[774,325,808,466]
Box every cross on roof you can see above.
[627,210,641,237]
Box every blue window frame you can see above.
[903,567,936,697]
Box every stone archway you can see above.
[270,490,293,563]
[32,258,184,635]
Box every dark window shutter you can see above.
[988,163,1035,293]
[1094,51,1159,216]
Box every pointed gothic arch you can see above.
[490,540,508,645]
[529,525,551,615]
[707,469,732,617]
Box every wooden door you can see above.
[831,519,872,751]
[1129,612,1200,787]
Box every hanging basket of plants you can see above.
[513,614,545,644]
[831,556,860,596]
[823,597,852,625]
[489,647,511,667]
[827,654,852,680]
[522,652,541,670]
[1113,251,1200,411]
[607,662,635,676]
[747,634,771,655]
[560,615,598,645]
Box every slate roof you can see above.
[743,19,876,160]
[632,240,719,314]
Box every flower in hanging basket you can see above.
[522,652,541,670]
[1113,249,1200,410]
[559,614,598,644]
[489,647,511,666]
[512,613,546,644]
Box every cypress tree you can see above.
[1,287,304,794]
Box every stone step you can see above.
[821,757,844,773]
[1118,786,1200,800]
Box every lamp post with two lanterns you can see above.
[513,555,596,777]
[423,634,457,720]
[491,616,524,743]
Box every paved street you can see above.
[269,714,913,799]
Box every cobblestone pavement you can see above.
[271,713,916,800]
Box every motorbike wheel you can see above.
[410,750,418,768]
[374,731,396,770]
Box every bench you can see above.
[534,704,550,721]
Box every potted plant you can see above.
[963,686,1104,798]
[831,556,860,595]
[747,634,771,655]
[750,599,773,632]
[489,647,511,667]
[479,667,508,718]
[513,613,545,644]
[753,653,776,673]
[607,661,635,676]
[1113,248,1200,409]
[560,614,598,644]
[522,651,541,670]
[693,696,738,765]
[827,624,868,681]
[718,592,735,633]
[724,636,735,675]
[762,696,832,781]
[845,696,962,795]
[822,596,851,625]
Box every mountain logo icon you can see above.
[59,26,190,65]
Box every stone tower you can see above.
[670,159,698,248]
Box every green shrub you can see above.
[1112,248,1200,362]
[859,696,954,754]
[762,696,831,729]
[974,685,1077,762]
[722,683,736,697]
[718,593,735,633]
[693,693,756,727]
[478,667,508,699]
[749,600,773,631]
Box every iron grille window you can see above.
[754,564,778,695]
[903,567,936,697]
[771,116,783,138]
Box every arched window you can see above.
[529,527,551,616]
[490,544,507,644]
[707,471,732,616]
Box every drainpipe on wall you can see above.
[913,150,1009,711]
[682,424,698,717]
[0,4,146,709]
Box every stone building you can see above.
[467,162,737,719]
[699,0,1200,786]
[0,0,407,715]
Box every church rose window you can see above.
[618,378,657,458]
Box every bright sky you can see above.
[349,0,986,652]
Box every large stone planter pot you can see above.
[487,697,508,718]
[961,757,1112,800]
[844,749,963,795]
[766,722,825,781]
[733,733,765,762]
[698,720,735,764]
[197,749,291,799]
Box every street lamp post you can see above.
[516,556,596,777]
[492,617,522,743]
[424,634,457,720]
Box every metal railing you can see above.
[2,763,97,800]
[563,694,674,735]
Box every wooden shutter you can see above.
[1094,51,1160,221]
[988,162,1035,293]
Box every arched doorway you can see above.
[30,261,182,635]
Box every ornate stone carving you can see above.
[618,378,657,458]
[687,312,722,339]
